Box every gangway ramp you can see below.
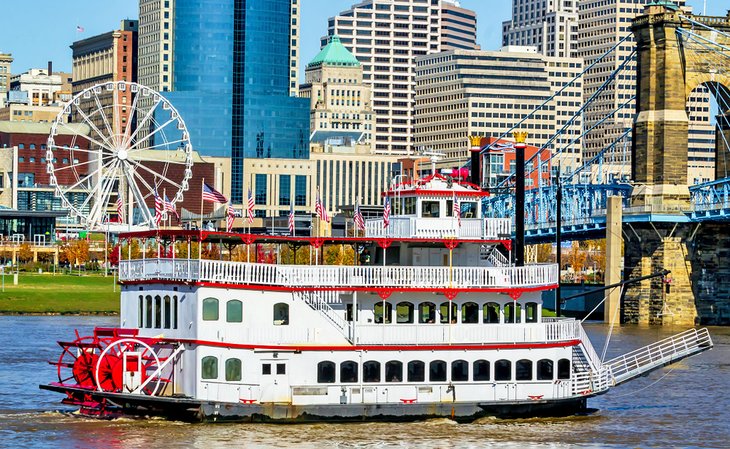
[605,328,713,386]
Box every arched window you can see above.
[407,361,425,382]
[504,302,521,324]
[138,295,144,328]
[429,360,447,382]
[418,302,436,323]
[385,360,403,382]
[483,302,500,323]
[558,358,571,380]
[473,360,490,381]
[201,356,218,380]
[317,361,336,383]
[363,361,381,382]
[202,297,219,321]
[163,295,171,329]
[516,359,533,381]
[273,303,289,325]
[451,360,468,382]
[374,302,392,324]
[461,302,479,323]
[525,302,538,323]
[439,302,457,324]
[537,359,553,380]
[396,302,414,323]
[225,358,242,381]
[340,361,358,383]
[154,295,162,328]
[227,300,243,323]
[495,359,512,381]
[172,295,179,329]
[145,295,153,328]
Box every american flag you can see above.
[453,192,461,227]
[315,189,330,223]
[116,194,123,224]
[164,194,179,218]
[288,204,295,235]
[76,25,85,33]
[226,202,235,232]
[353,200,365,231]
[247,188,255,224]
[383,196,391,229]
[154,192,164,226]
[202,183,227,204]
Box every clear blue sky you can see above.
[0,0,723,77]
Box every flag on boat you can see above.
[76,25,85,33]
[202,183,227,204]
[288,204,295,235]
[247,188,255,224]
[315,189,330,223]
[227,202,235,232]
[453,192,461,227]
[164,194,179,218]
[383,196,391,228]
[354,200,365,231]
[154,191,164,226]
[116,194,123,224]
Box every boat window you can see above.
[227,300,243,323]
[262,364,272,375]
[172,295,178,329]
[138,295,144,328]
[461,201,477,218]
[163,295,171,329]
[421,200,440,218]
[225,358,242,382]
[439,302,457,324]
[385,361,403,382]
[407,361,425,382]
[516,359,533,381]
[483,302,500,323]
[340,361,358,383]
[403,197,416,215]
[154,295,162,328]
[145,295,153,328]
[557,359,571,380]
[537,359,553,380]
[495,359,512,381]
[274,303,289,325]
[374,302,392,324]
[202,297,219,321]
[473,360,490,381]
[461,302,479,323]
[396,302,414,323]
[317,361,336,383]
[525,302,538,323]
[429,360,447,382]
[363,361,381,382]
[419,302,436,323]
[451,360,469,382]
[277,363,286,375]
[504,302,521,324]
[201,356,218,380]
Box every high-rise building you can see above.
[502,0,579,58]
[414,48,583,173]
[0,53,12,107]
[299,35,375,151]
[326,0,478,154]
[138,0,310,204]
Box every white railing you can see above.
[294,290,352,340]
[364,217,511,240]
[604,328,713,386]
[119,259,558,290]
[354,319,577,345]
[576,322,602,371]
[571,367,613,396]
[486,250,510,267]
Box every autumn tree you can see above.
[17,243,33,263]
[61,240,90,266]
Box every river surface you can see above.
[1,315,728,448]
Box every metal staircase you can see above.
[294,290,353,342]
[604,328,713,386]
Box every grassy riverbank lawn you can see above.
[0,273,119,314]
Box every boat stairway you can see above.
[294,290,353,342]
[604,328,713,386]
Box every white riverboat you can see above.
[42,174,713,422]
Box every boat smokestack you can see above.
[468,136,482,188]
[513,131,527,267]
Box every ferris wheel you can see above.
[47,81,194,230]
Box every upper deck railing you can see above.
[119,259,559,291]
[364,217,511,240]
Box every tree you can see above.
[536,243,554,263]
[567,241,587,276]
[17,243,33,263]
[61,240,90,266]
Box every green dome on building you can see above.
[307,35,360,68]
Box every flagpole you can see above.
[163,187,167,229]
[200,178,204,231]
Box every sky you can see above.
[0,0,725,78]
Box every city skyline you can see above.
[2,0,722,79]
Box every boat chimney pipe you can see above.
[468,136,482,188]
[513,132,527,267]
